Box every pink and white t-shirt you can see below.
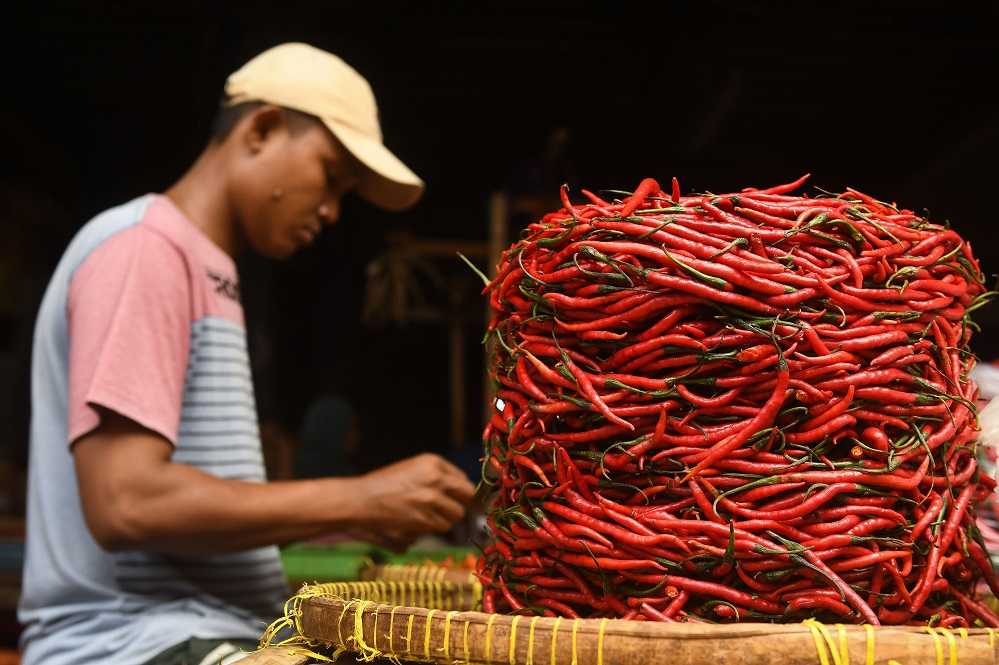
[19,195,287,665]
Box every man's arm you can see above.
[74,409,474,555]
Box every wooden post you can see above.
[483,192,509,429]
[449,285,465,449]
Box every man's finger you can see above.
[426,493,466,529]
[441,472,476,504]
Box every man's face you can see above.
[230,111,362,259]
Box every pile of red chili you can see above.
[474,175,999,627]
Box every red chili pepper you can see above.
[604,332,707,368]
[789,596,854,617]
[717,483,862,522]
[619,178,660,217]
[535,598,580,618]
[967,539,999,598]
[910,483,974,613]
[949,587,999,628]
[635,574,785,614]
[554,294,697,332]
[684,364,789,479]
[559,353,634,432]
[543,500,688,554]
[639,602,673,622]
[496,575,525,611]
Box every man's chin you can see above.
[257,241,299,260]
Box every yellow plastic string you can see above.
[437,566,448,583]
[463,619,472,665]
[255,580,486,663]
[836,624,849,665]
[509,615,522,665]
[987,628,996,647]
[596,618,608,665]
[816,620,846,665]
[802,619,862,665]
[803,619,831,665]
[443,611,458,662]
[257,583,346,662]
[571,618,580,665]
[388,607,398,655]
[924,626,944,665]
[957,628,968,641]
[405,614,415,653]
[549,617,562,665]
[336,599,350,649]
[527,616,540,665]
[485,613,498,665]
[864,624,875,665]
[353,600,379,661]
[936,627,957,665]
[473,579,484,611]
[424,609,438,660]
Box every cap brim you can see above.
[322,119,425,212]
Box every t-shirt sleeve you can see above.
[67,227,192,446]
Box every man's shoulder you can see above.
[69,195,200,276]
[61,195,164,275]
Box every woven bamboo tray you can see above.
[250,578,999,664]
[358,562,478,587]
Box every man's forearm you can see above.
[88,456,365,555]
[74,411,472,556]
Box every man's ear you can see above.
[238,104,287,155]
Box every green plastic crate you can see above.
[281,542,475,584]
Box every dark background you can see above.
[2,1,999,478]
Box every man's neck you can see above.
[165,148,242,257]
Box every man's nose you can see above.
[318,196,341,225]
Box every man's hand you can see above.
[349,453,476,537]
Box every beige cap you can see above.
[226,42,425,211]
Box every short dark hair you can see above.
[209,97,320,143]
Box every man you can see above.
[18,43,476,665]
